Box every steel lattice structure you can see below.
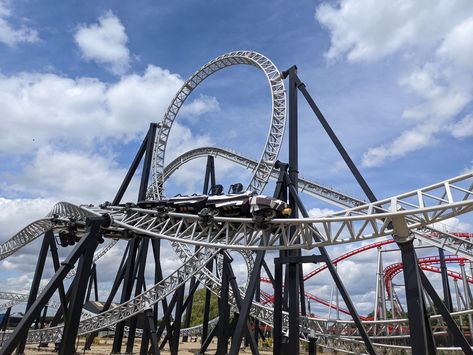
[1,50,473,355]
[149,51,286,199]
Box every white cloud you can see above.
[74,11,130,75]
[0,0,38,47]
[180,94,220,119]
[317,1,473,166]
[0,65,219,155]
[308,207,336,217]
[316,0,473,63]
[450,114,473,139]
[4,146,132,204]
[362,125,438,167]
[106,65,184,135]
[0,197,55,242]
[431,217,471,234]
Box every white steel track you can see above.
[149,51,286,199]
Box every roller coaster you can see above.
[0,50,472,354]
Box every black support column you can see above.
[59,219,102,355]
[15,230,53,355]
[398,239,435,353]
[111,238,141,353]
[1,217,104,355]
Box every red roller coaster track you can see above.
[260,233,473,317]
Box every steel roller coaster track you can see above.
[1,50,473,355]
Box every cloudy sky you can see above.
[1,0,472,318]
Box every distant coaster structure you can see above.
[0,50,473,355]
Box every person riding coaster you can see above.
[136,187,292,221]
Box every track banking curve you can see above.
[1,50,473,355]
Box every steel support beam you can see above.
[0,217,104,355]
[111,237,141,353]
[420,269,473,354]
[126,238,150,353]
[294,74,377,203]
[438,248,453,312]
[59,220,101,355]
[48,234,68,319]
[0,307,11,347]
[284,175,376,354]
[169,281,185,355]
[398,239,436,354]
[201,259,213,346]
[254,260,261,346]
[287,260,300,354]
[15,230,52,355]
[151,238,172,338]
[84,243,130,350]
[182,274,196,343]
[113,130,148,205]
[216,253,231,355]
[221,253,259,355]
[203,155,216,194]
[85,263,97,303]
[155,290,179,342]
[229,250,265,354]
[138,123,158,201]
[200,322,218,354]
[143,308,160,355]
[273,261,283,355]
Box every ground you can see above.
[23,337,276,354]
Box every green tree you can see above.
[189,288,219,327]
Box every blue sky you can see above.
[1,0,472,316]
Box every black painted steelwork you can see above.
[155,289,179,343]
[199,155,218,350]
[151,237,171,346]
[85,263,99,303]
[15,230,52,355]
[48,233,68,318]
[83,243,130,350]
[184,155,217,344]
[1,307,11,332]
[139,123,158,201]
[112,130,148,205]
[287,68,468,354]
[4,63,470,355]
[224,253,259,355]
[216,252,231,355]
[169,282,185,354]
[292,73,377,203]
[201,258,213,346]
[439,247,454,346]
[111,238,141,353]
[126,238,150,353]
[182,272,197,343]
[59,220,101,355]
[272,165,376,354]
[420,270,473,354]
[308,336,317,355]
[110,122,160,354]
[0,217,104,355]
[439,248,453,312]
[228,249,265,354]
[141,308,160,355]
[398,240,436,353]
[273,257,283,355]
[157,277,200,353]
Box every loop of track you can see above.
[149,50,286,199]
